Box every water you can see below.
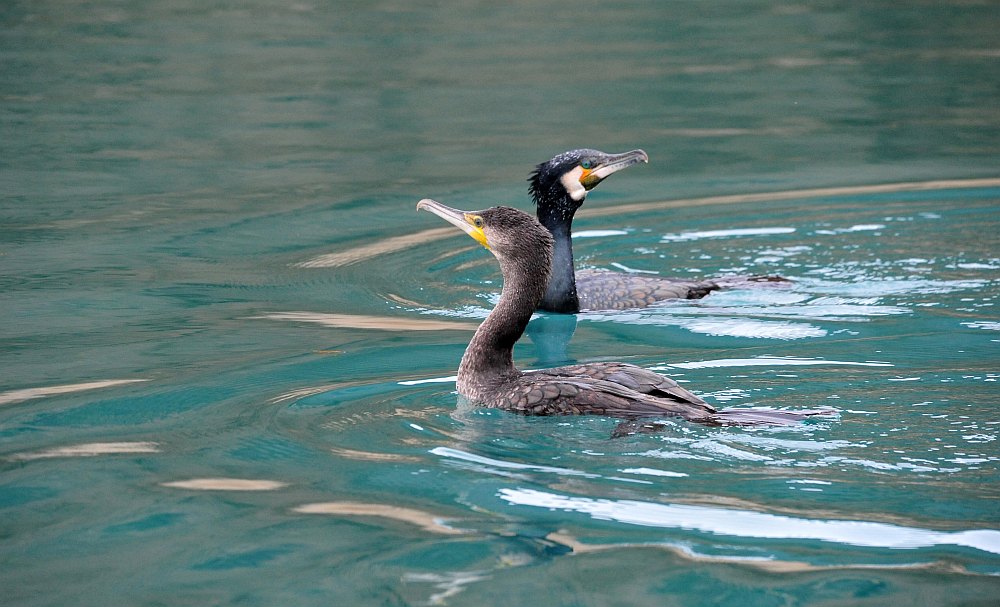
[2,1,999,605]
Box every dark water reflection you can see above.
[2,1,999,605]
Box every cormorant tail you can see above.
[713,407,836,426]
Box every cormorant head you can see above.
[528,148,649,221]
[417,199,553,273]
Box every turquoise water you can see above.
[3,1,1000,605]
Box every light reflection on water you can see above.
[656,357,893,370]
[661,226,798,241]
[498,488,1000,555]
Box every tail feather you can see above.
[713,407,836,426]
[713,275,793,289]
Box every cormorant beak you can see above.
[417,198,490,250]
[580,149,649,191]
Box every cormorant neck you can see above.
[538,221,578,313]
[534,189,582,314]
[457,252,549,399]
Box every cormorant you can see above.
[417,198,829,426]
[530,148,785,313]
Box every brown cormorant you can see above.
[417,198,829,426]
[530,148,785,313]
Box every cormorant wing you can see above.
[575,270,718,311]
[513,362,717,420]
[529,362,712,408]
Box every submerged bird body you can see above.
[417,198,828,426]
[529,148,787,313]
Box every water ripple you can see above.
[251,311,475,331]
[499,488,1000,555]
[653,356,893,370]
[431,447,599,478]
[161,478,288,491]
[661,227,797,242]
[8,441,160,461]
[583,313,828,340]
[293,501,463,535]
[800,276,988,296]
[0,379,149,406]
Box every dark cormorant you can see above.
[530,148,785,313]
[417,198,829,426]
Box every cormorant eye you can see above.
[472,216,484,229]
[580,160,593,170]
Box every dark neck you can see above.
[534,191,581,313]
[457,255,548,400]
